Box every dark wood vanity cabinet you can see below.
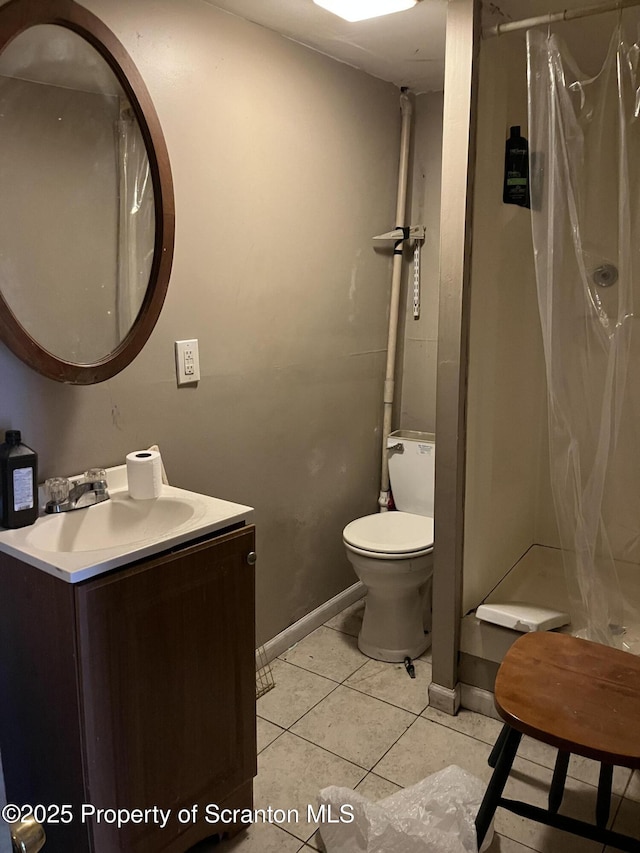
[0,525,256,853]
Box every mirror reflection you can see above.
[0,24,154,364]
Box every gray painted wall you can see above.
[0,0,451,817]
[398,91,443,434]
[0,0,401,646]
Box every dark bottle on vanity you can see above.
[0,430,38,528]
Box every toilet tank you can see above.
[387,430,435,516]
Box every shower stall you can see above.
[458,1,640,704]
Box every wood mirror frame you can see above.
[0,0,174,384]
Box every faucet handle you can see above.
[45,477,70,504]
[83,468,107,484]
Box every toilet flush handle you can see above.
[388,443,404,454]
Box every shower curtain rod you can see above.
[484,0,640,38]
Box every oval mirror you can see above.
[0,0,174,384]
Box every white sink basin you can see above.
[25,492,198,553]
[0,464,253,583]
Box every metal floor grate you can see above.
[256,644,275,699]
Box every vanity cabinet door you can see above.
[0,553,91,853]
[74,525,256,853]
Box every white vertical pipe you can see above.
[379,91,413,511]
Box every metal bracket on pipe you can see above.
[372,225,425,242]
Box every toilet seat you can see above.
[343,511,434,559]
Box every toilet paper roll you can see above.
[126,450,163,500]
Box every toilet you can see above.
[343,431,434,662]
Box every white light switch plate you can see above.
[175,339,200,385]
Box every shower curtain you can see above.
[116,105,154,340]
[527,21,640,652]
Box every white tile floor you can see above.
[208,599,640,853]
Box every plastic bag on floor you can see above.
[318,765,493,853]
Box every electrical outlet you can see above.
[175,339,200,385]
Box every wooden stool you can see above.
[475,632,640,851]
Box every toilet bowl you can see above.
[342,431,436,663]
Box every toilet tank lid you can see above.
[389,429,435,443]
[343,511,434,554]
[476,603,570,633]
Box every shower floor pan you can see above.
[460,545,640,710]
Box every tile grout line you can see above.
[605,783,625,836]
[273,649,431,716]
[257,696,633,847]
[276,819,319,849]
[269,623,640,847]
[263,641,434,775]
[260,616,637,853]
[262,673,427,733]
[419,711,637,802]
[256,725,286,756]
[279,726,380,775]
[367,711,633,815]
[273,655,344,683]
[268,644,635,830]
[255,721,372,780]
[618,767,636,800]
[367,713,430,784]
[491,832,543,853]
[323,623,360,638]
[337,679,429,716]
[259,680,343,732]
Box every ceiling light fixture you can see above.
[312,0,419,23]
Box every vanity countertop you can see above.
[0,465,253,583]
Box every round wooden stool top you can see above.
[495,632,640,768]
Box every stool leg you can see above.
[596,763,613,828]
[488,723,511,768]
[476,726,522,848]
[548,751,570,813]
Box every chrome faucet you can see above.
[45,469,110,514]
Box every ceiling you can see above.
[203,0,614,95]
[203,0,447,93]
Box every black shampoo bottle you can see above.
[503,125,530,208]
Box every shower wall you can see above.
[463,32,548,616]
[464,8,640,619]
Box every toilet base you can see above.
[358,632,430,664]
[351,557,433,663]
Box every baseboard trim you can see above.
[261,582,366,664]
[460,683,501,720]
[428,681,461,715]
